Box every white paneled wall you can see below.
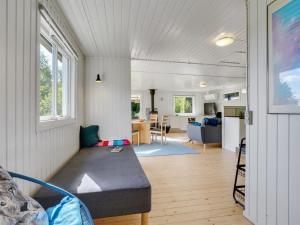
[246,0,300,224]
[0,0,84,194]
[85,57,131,140]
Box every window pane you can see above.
[174,96,193,114]
[131,96,141,119]
[175,96,184,113]
[39,38,53,118]
[184,97,193,113]
[224,92,240,101]
[56,51,68,117]
[56,52,63,116]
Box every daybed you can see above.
[34,145,151,225]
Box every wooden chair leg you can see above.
[141,213,148,225]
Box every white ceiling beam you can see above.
[131,57,247,69]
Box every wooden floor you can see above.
[94,133,252,225]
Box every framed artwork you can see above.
[268,0,300,113]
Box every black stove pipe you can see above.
[149,89,156,113]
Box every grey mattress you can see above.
[34,146,151,218]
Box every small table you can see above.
[132,120,151,144]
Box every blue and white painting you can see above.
[270,0,300,111]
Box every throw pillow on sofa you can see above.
[191,122,201,126]
[80,125,100,148]
[203,118,219,126]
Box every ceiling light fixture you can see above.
[215,36,234,47]
[200,82,208,88]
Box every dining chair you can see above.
[150,115,168,144]
[149,113,158,130]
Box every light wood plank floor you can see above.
[94,133,252,225]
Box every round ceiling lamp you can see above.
[215,36,234,47]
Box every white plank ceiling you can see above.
[58,0,247,91]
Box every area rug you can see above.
[133,141,199,157]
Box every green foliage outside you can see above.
[174,96,193,114]
[185,97,193,113]
[40,52,52,117]
[39,50,63,117]
[131,101,140,119]
[56,60,63,116]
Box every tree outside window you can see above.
[174,96,194,115]
[131,96,141,119]
[39,40,53,117]
[39,34,71,121]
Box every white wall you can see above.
[132,90,204,119]
[246,0,300,225]
[0,0,84,194]
[85,57,131,140]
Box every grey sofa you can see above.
[187,123,222,145]
[34,146,151,224]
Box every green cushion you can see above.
[80,125,100,148]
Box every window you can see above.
[39,16,75,125]
[131,96,141,119]
[224,92,240,101]
[173,96,194,115]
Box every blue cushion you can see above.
[191,122,201,126]
[203,118,219,126]
[203,118,209,125]
[47,196,82,225]
[209,118,219,126]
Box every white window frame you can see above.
[37,12,77,131]
[173,95,195,116]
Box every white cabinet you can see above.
[223,117,245,151]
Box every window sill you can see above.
[38,118,76,132]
